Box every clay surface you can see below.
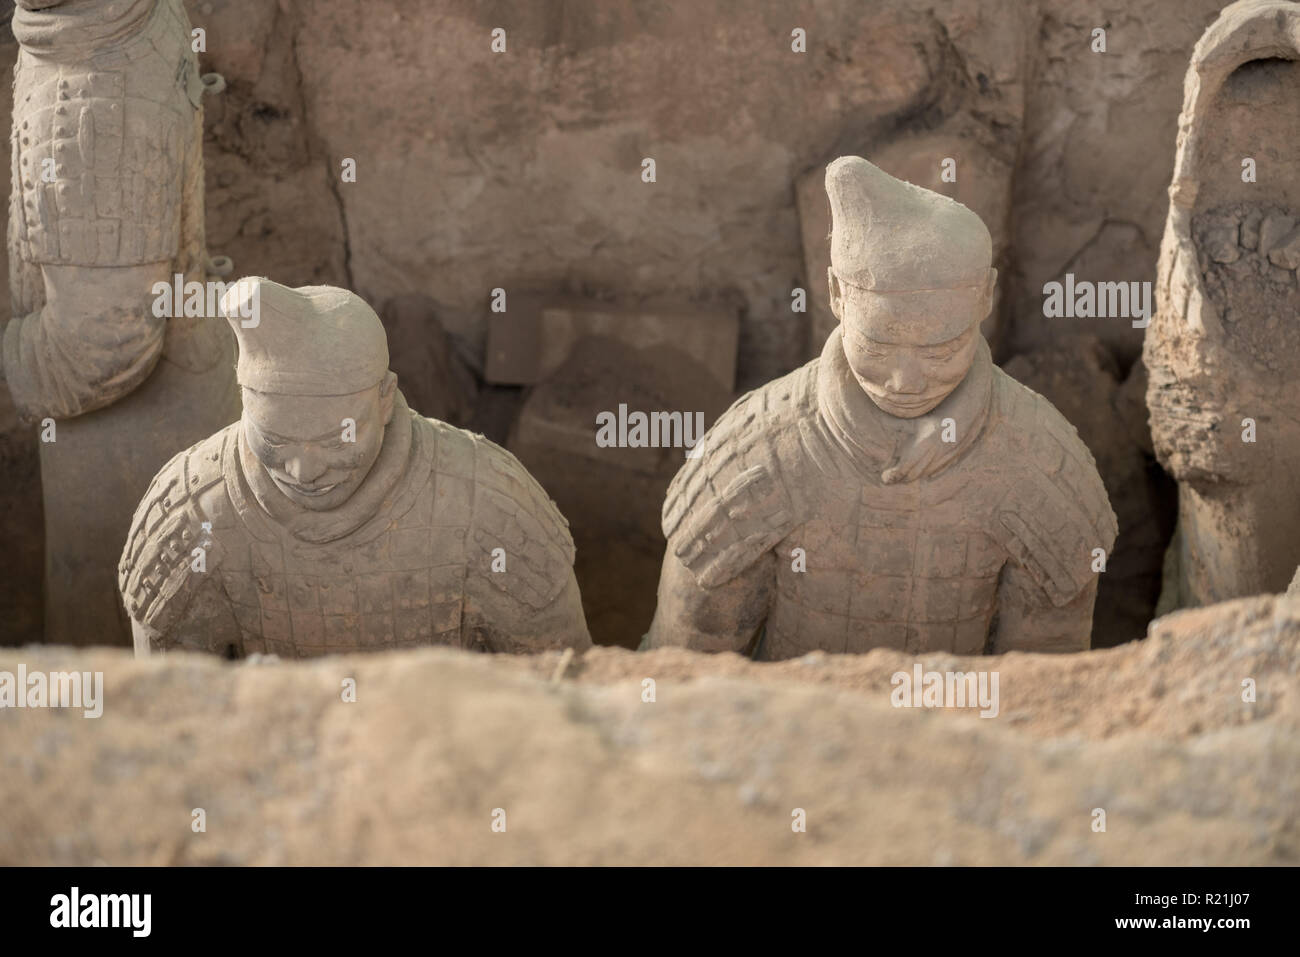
[136,0,1225,383]
[648,157,1117,659]
[117,277,591,657]
[2,593,1295,865]
[1145,0,1300,608]
[486,296,739,393]
[378,293,479,428]
[2,0,240,646]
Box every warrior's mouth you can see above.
[879,394,938,410]
[275,477,339,497]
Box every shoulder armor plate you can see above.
[118,426,232,631]
[991,373,1119,606]
[468,432,576,611]
[662,366,815,587]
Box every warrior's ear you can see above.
[982,267,998,312]
[379,370,398,424]
[828,267,844,321]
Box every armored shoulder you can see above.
[988,370,1119,606]
[454,425,577,611]
[661,362,820,588]
[118,425,235,632]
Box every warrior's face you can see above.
[832,272,992,419]
[242,373,397,511]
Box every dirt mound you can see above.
[507,593,1299,741]
[1,595,1295,865]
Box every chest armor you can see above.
[11,0,201,268]
[762,455,1006,660]
[215,448,479,658]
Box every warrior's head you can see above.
[223,278,397,512]
[825,156,996,419]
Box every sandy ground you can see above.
[0,594,1295,865]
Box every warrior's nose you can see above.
[887,356,925,394]
[284,450,327,484]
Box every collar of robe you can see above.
[12,0,156,59]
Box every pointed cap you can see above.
[222,277,389,396]
[826,156,992,292]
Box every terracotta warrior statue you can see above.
[1145,0,1300,609]
[118,278,591,657]
[3,0,239,645]
[646,157,1117,659]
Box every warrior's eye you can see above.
[253,429,286,450]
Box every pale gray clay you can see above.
[118,278,591,658]
[1145,0,1300,609]
[3,0,239,645]
[647,157,1117,659]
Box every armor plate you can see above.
[11,0,199,267]
[663,359,1117,658]
[120,414,579,656]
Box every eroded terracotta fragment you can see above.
[1144,0,1300,607]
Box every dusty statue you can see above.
[1145,0,1300,609]
[118,278,592,657]
[2,0,239,645]
[646,156,1117,659]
